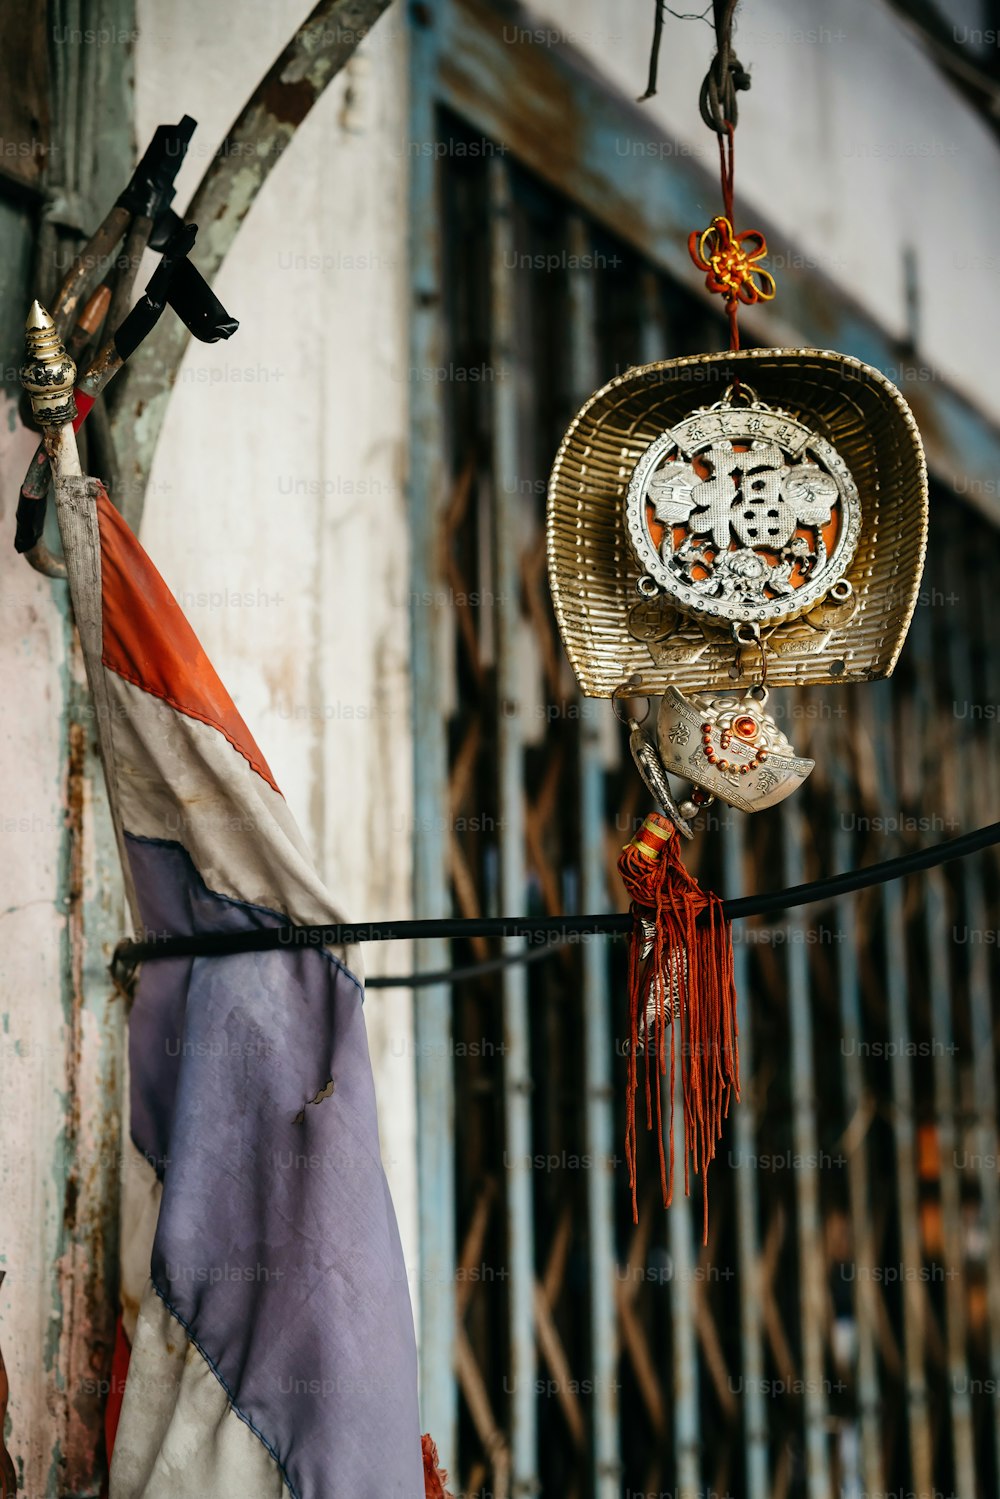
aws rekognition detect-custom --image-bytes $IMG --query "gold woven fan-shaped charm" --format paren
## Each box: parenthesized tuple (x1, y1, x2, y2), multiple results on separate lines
(548, 347, 927, 697)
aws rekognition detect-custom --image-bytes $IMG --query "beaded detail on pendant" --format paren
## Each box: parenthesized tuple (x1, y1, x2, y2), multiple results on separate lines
(700, 720, 770, 774)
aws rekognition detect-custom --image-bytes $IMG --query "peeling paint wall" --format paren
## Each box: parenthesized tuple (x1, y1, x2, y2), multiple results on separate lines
(0, 406, 126, 1496)
(0, 4, 136, 1490)
(1, 2, 415, 1492)
(131, 0, 418, 1310)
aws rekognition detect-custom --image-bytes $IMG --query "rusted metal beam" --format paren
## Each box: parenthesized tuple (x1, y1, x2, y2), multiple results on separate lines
(908, 597, 977, 1497)
(831, 733, 886, 1498)
(866, 682, 932, 1495)
(489, 153, 539, 1499)
(722, 809, 770, 1499)
(945, 540, 1000, 1482)
(780, 795, 832, 1499)
(408, 0, 459, 1472)
(12, 14, 136, 1495)
(569, 215, 621, 1499)
(110, 0, 395, 530)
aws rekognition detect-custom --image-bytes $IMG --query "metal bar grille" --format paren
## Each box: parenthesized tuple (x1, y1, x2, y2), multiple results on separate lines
(568, 212, 621, 1499)
(489, 152, 538, 1498)
(831, 764, 884, 1496)
(407, 9, 458, 1466)
(781, 793, 832, 1499)
(411, 107, 1000, 1499)
(724, 809, 770, 1499)
(946, 539, 1000, 1485)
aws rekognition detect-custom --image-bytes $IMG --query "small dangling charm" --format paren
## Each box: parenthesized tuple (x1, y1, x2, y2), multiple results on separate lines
(659, 685, 814, 812)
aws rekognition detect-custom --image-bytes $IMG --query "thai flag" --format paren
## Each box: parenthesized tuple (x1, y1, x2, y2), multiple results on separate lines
(55, 475, 434, 1497)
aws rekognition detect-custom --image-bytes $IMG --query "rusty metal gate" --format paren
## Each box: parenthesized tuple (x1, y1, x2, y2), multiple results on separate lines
(407, 6, 1000, 1498)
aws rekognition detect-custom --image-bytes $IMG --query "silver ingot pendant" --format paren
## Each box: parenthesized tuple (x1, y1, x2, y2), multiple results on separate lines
(657, 686, 813, 813)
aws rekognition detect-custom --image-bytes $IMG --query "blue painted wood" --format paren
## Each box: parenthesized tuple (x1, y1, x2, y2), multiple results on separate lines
(867, 680, 932, 1493)
(722, 808, 770, 1499)
(407, 0, 459, 1470)
(568, 215, 620, 1498)
(831, 755, 886, 1497)
(909, 599, 977, 1499)
(780, 794, 832, 1499)
(945, 544, 1000, 1484)
(489, 153, 539, 1498)
(38, 10, 135, 1488)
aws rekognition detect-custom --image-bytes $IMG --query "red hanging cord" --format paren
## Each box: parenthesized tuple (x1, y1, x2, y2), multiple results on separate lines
(718, 124, 739, 349)
(688, 122, 775, 352)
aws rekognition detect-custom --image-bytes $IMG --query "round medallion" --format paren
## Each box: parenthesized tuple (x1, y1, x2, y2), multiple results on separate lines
(627, 597, 679, 644)
(625, 388, 862, 625)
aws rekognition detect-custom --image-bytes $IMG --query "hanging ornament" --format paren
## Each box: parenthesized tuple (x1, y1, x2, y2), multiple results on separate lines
(547, 8, 928, 1239)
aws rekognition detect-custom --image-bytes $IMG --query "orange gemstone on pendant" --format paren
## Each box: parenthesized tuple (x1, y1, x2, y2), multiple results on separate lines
(733, 715, 759, 741)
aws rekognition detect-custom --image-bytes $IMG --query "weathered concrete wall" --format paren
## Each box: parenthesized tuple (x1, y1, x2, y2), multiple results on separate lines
(0, 12, 134, 1488)
(131, 0, 418, 1300)
(1, 3, 416, 1491)
(529, 0, 1000, 423)
(0, 414, 127, 1496)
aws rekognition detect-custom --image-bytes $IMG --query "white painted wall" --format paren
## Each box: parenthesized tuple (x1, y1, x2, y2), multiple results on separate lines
(131, 0, 418, 1296)
(529, 0, 1000, 424)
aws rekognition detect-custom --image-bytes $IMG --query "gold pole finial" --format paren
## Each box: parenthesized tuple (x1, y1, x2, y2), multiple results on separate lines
(20, 301, 77, 428)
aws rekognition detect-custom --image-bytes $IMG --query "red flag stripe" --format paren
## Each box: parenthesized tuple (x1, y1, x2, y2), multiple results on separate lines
(96, 487, 280, 794)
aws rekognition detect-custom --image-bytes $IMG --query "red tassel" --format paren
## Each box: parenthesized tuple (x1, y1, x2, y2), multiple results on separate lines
(619, 812, 739, 1244)
(421, 1433, 452, 1498)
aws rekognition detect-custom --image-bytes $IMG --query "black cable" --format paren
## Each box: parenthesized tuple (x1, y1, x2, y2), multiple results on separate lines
(110, 820, 1000, 986)
(366, 940, 567, 989)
